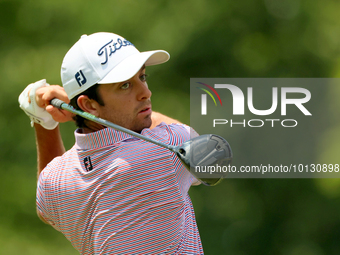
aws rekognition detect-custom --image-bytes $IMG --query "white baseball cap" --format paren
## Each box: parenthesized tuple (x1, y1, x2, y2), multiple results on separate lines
(61, 32, 170, 99)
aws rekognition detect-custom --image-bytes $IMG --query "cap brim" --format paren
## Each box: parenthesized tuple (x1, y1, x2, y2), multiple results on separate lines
(98, 50, 169, 84)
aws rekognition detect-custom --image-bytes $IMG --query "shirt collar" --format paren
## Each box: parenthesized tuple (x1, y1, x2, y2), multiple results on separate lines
(75, 127, 134, 149)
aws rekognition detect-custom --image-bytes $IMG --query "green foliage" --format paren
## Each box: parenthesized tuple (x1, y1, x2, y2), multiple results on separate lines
(1, 0, 340, 254)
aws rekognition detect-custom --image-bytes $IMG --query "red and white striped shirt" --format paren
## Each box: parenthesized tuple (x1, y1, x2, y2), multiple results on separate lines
(37, 123, 203, 254)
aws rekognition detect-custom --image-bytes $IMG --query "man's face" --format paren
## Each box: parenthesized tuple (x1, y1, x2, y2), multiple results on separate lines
(95, 67, 152, 133)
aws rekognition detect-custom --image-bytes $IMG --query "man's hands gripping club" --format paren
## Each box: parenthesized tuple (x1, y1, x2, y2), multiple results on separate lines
(18, 79, 74, 129)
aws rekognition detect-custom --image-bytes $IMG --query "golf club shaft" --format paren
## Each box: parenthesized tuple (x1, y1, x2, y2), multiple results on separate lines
(50, 98, 176, 152)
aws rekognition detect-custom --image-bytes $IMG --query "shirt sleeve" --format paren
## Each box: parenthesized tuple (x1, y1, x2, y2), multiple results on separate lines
(143, 123, 202, 186)
(169, 123, 202, 186)
(36, 169, 60, 230)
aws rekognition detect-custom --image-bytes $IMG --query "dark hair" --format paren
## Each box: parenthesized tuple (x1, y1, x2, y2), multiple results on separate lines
(70, 84, 105, 128)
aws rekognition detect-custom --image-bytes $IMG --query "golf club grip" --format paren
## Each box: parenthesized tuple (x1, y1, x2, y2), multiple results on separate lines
(50, 98, 65, 109)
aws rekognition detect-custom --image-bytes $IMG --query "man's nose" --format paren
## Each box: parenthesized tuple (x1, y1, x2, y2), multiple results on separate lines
(137, 80, 152, 100)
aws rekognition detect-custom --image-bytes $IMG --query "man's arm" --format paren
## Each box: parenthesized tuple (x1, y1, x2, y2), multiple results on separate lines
(35, 123, 66, 224)
(34, 124, 65, 176)
(150, 111, 182, 129)
(31, 85, 73, 175)
(19, 81, 73, 222)
(29, 84, 73, 223)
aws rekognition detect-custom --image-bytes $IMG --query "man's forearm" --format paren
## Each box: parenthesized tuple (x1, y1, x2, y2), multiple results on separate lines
(34, 123, 65, 177)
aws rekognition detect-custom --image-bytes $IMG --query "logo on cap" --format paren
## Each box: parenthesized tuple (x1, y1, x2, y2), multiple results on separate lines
(98, 38, 134, 65)
(75, 70, 87, 87)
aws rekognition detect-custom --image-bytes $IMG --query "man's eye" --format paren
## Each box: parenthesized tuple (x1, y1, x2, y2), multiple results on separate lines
(140, 74, 148, 82)
(121, 82, 130, 89)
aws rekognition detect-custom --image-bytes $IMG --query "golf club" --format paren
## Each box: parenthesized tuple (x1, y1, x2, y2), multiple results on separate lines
(50, 98, 233, 186)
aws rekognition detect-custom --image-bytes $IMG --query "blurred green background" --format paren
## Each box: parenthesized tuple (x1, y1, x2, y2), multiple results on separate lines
(1, 0, 340, 254)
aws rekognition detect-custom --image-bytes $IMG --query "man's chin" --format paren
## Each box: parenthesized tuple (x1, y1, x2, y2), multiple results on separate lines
(132, 119, 152, 133)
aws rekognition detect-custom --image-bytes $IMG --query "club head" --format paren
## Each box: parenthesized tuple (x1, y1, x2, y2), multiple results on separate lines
(175, 134, 233, 186)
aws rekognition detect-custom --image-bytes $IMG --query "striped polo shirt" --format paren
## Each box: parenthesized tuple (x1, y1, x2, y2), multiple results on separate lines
(37, 123, 203, 254)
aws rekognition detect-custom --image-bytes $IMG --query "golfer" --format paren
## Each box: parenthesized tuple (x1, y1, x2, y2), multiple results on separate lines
(19, 32, 203, 254)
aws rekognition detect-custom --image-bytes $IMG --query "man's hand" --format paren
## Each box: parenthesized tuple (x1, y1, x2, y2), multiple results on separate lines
(19, 79, 74, 128)
(33, 84, 74, 123)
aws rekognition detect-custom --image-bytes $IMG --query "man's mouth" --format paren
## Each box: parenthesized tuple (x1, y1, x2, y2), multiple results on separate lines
(138, 106, 152, 115)
(140, 107, 150, 112)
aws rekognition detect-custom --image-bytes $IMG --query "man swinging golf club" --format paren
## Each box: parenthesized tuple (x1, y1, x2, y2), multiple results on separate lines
(18, 32, 205, 254)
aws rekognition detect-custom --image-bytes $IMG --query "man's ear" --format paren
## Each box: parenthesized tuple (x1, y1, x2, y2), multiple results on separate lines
(77, 95, 100, 116)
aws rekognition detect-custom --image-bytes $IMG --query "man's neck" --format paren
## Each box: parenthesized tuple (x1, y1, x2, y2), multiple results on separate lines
(81, 120, 106, 133)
